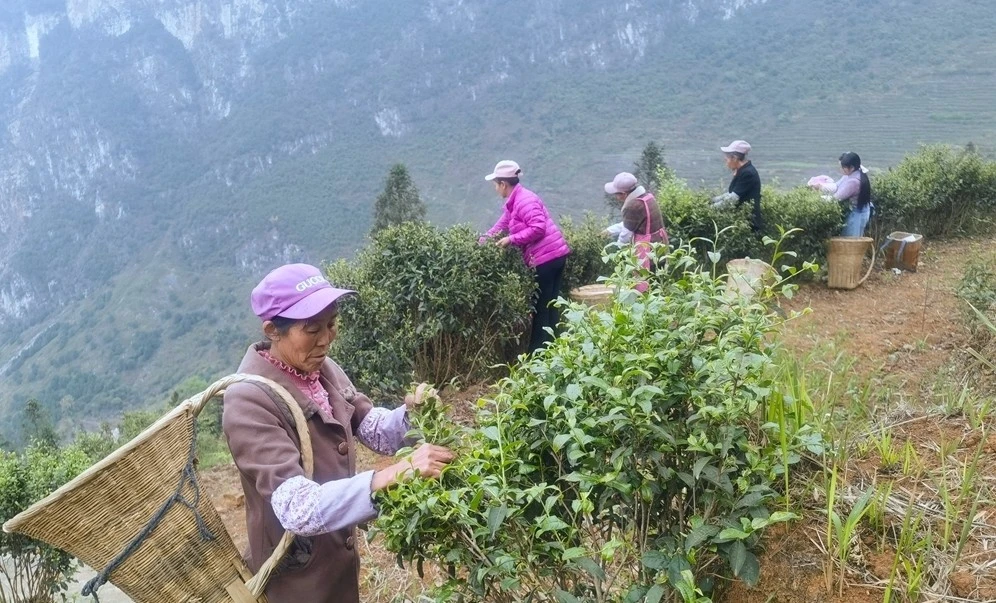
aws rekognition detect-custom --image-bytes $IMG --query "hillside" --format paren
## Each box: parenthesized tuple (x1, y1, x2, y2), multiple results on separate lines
(2, 0, 996, 439)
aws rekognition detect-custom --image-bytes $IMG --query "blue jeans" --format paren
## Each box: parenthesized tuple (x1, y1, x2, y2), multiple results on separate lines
(842, 205, 871, 237)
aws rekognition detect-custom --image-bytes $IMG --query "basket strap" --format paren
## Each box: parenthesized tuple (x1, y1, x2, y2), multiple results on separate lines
(82, 374, 314, 602)
(218, 374, 314, 598)
(191, 373, 315, 479)
(226, 579, 258, 603)
(82, 418, 215, 602)
(857, 238, 877, 286)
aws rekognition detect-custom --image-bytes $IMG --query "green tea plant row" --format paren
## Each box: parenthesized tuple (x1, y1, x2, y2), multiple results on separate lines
(330, 144, 996, 398)
(373, 241, 822, 602)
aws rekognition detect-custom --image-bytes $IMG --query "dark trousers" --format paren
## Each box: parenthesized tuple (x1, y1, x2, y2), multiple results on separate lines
(529, 254, 568, 352)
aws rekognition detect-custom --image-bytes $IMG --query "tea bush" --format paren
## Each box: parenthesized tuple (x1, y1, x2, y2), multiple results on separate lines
(660, 174, 842, 270)
(955, 251, 996, 373)
(0, 443, 92, 603)
(374, 243, 818, 602)
(760, 187, 845, 266)
(559, 214, 613, 296)
(873, 145, 996, 237)
(659, 176, 759, 263)
(325, 222, 535, 395)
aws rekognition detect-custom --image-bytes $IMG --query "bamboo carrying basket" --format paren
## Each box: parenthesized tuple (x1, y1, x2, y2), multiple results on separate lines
(827, 236, 876, 290)
(2, 374, 313, 603)
(882, 231, 924, 272)
(724, 258, 775, 300)
(569, 284, 616, 308)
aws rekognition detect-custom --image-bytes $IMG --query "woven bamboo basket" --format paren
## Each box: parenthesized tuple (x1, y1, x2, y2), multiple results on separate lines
(724, 258, 775, 300)
(882, 231, 923, 272)
(569, 284, 616, 308)
(2, 374, 312, 603)
(827, 236, 876, 290)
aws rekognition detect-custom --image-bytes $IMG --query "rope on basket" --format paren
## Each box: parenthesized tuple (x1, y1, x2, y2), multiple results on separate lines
(81, 416, 214, 602)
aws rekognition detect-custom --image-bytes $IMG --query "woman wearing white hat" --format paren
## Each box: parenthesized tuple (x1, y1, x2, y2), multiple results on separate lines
(481, 160, 571, 352)
(713, 140, 763, 232)
(809, 151, 873, 237)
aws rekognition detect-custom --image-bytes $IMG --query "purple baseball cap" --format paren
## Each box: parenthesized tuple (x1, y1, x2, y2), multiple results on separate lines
(250, 263, 355, 321)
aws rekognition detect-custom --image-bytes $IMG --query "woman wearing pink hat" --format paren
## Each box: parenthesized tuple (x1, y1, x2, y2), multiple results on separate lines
(603, 171, 668, 291)
(480, 160, 571, 352)
(222, 263, 454, 603)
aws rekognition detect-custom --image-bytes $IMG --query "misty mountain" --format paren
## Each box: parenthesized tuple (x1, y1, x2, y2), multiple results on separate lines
(1, 0, 994, 438)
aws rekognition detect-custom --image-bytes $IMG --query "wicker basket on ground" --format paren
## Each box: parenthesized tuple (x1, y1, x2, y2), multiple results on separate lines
(724, 258, 776, 300)
(2, 374, 311, 603)
(827, 236, 876, 290)
(569, 284, 616, 308)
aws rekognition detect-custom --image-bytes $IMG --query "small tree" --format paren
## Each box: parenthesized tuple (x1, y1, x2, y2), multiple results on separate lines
(634, 141, 673, 194)
(21, 399, 59, 449)
(0, 444, 92, 603)
(371, 164, 427, 235)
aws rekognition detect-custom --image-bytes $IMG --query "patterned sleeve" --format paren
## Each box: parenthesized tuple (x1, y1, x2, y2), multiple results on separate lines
(356, 405, 411, 456)
(269, 472, 379, 536)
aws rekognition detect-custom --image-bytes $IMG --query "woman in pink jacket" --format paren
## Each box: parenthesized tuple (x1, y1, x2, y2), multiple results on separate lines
(481, 160, 571, 352)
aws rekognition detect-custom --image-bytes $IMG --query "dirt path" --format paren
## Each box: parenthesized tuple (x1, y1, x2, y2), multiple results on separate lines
(725, 236, 996, 603)
(781, 237, 985, 394)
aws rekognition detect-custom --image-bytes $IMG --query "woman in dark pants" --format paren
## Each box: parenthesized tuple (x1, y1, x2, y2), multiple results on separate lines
(480, 160, 571, 352)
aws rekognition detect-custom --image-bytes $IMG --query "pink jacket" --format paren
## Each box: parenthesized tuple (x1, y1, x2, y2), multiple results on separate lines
(485, 184, 571, 268)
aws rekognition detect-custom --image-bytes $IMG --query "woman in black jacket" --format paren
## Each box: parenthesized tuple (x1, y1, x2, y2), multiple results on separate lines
(712, 140, 762, 232)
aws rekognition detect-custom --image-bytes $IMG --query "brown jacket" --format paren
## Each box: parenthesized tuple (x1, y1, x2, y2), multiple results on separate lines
(621, 188, 667, 243)
(222, 342, 374, 603)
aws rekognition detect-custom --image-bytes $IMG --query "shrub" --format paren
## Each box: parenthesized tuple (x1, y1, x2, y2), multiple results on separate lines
(956, 250, 996, 360)
(374, 243, 816, 602)
(0, 443, 92, 603)
(325, 222, 535, 395)
(660, 177, 759, 263)
(760, 187, 844, 267)
(660, 175, 842, 270)
(873, 145, 996, 237)
(559, 213, 613, 295)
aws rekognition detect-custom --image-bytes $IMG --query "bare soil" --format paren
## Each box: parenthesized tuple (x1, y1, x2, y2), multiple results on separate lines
(724, 237, 996, 603)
